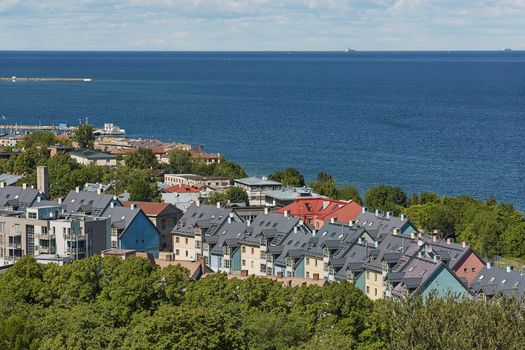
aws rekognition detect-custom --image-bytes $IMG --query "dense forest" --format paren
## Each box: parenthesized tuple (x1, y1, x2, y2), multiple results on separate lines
(0, 256, 524, 350)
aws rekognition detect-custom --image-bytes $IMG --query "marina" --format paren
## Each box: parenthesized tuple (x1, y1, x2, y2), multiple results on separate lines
(0, 122, 125, 135)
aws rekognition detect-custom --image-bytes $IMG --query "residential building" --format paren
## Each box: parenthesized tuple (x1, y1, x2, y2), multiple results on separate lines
(102, 203, 161, 258)
(69, 149, 118, 166)
(188, 145, 221, 165)
(234, 177, 282, 206)
(122, 201, 182, 251)
(164, 174, 231, 191)
(161, 185, 201, 213)
(275, 198, 362, 229)
(0, 174, 22, 186)
(264, 186, 320, 208)
(470, 263, 525, 300)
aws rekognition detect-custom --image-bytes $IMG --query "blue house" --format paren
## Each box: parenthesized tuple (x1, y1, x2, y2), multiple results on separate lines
(103, 204, 160, 258)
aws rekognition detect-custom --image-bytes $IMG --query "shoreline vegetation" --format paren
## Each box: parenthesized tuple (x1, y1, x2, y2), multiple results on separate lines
(2, 128, 523, 263)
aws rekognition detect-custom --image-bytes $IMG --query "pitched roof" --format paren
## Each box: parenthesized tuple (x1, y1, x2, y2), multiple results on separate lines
(276, 198, 362, 222)
(471, 266, 525, 299)
(0, 186, 45, 211)
(70, 149, 117, 160)
(172, 203, 234, 236)
(63, 190, 119, 216)
(122, 201, 174, 216)
(355, 211, 412, 235)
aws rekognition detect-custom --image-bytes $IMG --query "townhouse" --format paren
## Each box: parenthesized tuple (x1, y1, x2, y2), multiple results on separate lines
(122, 201, 182, 251)
(164, 174, 231, 191)
(354, 208, 417, 235)
(470, 263, 525, 300)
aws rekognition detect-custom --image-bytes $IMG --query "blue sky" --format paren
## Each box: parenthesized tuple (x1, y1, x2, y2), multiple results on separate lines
(0, 0, 524, 50)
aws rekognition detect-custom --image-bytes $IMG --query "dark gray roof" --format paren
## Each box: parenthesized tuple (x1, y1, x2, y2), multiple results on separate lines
(403, 277, 423, 289)
(172, 203, 234, 237)
(355, 211, 412, 235)
(70, 149, 117, 160)
(210, 221, 248, 255)
(471, 266, 525, 299)
(386, 272, 405, 283)
(102, 206, 141, 234)
(0, 174, 22, 186)
(64, 190, 118, 216)
(0, 186, 45, 211)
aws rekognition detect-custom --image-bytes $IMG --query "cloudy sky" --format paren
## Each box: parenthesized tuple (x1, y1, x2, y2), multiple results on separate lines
(0, 0, 524, 50)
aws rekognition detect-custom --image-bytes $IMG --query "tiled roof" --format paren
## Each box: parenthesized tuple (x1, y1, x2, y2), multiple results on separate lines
(163, 185, 200, 193)
(122, 201, 172, 216)
(276, 198, 362, 222)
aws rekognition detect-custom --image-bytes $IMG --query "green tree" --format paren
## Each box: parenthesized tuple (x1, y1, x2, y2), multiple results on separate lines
(365, 185, 407, 214)
(308, 172, 338, 197)
(268, 168, 305, 187)
(336, 184, 362, 204)
(227, 186, 249, 205)
(125, 148, 158, 170)
(74, 124, 95, 149)
(168, 149, 193, 174)
(212, 157, 247, 180)
(20, 131, 65, 149)
(129, 179, 158, 202)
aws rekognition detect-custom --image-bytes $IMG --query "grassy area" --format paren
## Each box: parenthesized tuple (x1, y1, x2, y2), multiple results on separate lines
(495, 256, 525, 270)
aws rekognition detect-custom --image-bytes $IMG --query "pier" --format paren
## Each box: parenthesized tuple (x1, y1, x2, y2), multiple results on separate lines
(0, 124, 78, 132)
(0, 77, 93, 82)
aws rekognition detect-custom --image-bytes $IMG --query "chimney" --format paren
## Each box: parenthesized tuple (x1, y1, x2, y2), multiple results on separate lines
(375, 209, 381, 217)
(37, 196, 41, 203)
(272, 199, 276, 206)
(110, 202, 115, 209)
(75, 186, 80, 193)
(393, 228, 400, 236)
(264, 207, 269, 215)
(330, 217, 336, 224)
(22, 183, 27, 189)
(200, 257, 206, 274)
(362, 207, 368, 213)
(0, 182, 4, 188)
(293, 226, 298, 234)
(312, 273, 319, 281)
(227, 217, 232, 224)
(284, 210, 289, 218)
(196, 199, 201, 207)
(433, 255, 437, 263)
(58, 198, 63, 204)
(374, 241, 378, 248)
(486, 262, 492, 269)
(446, 238, 453, 245)
(36, 166, 49, 197)
(386, 211, 393, 219)
(246, 219, 251, 227)
(216, 201, 221, 209)
(97, 188, 102, 195)
(199, 144, 204, 152)
(400, 214, 408, 221)
(410, 232, 416, 239)
(130, 204, 136, 210)
(358, 237, 362, 244)
(507, 265, 514, 273)
(461, 241, 468, 249)
(432, 235, 437, 242)
(299, 220, 304, 226)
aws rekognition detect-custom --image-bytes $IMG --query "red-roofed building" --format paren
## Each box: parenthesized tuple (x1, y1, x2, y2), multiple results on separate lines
(122, 201, 183, 251)
(275, 198, 362, 229)
(163, 185, 201, 194)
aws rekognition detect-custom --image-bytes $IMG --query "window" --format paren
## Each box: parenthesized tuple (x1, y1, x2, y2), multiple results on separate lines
(242, 259, 246, 266)
(366, 286, 370, 294)
(374, 288, 377, 296)
(464, 268, 468, 272)
(501, 279, 507, 284)
(367, 271, 370, 279)
(490, 277, 496, 282)
(185, 250, 188, 257)
(224, 259, 230, 268)
(251, 247, 254, 254)
(306, 257, 310, 266)
(185, 238, 188, 244)
(374, 273, 377, 281)
(314, 259, 318, 267)
(471, 267, 476, 272)
(176, 249, 180, 255)
(28, 212, 37, 219)
(175, 237, 180, 243)
(306, 271, 310, 278)
(242, 246, 246, 253)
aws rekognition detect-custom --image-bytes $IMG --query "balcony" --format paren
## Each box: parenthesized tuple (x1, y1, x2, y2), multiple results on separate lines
(8, 242, 22, 249)
(66, 247, 86, 255)
(38, 233, 55, 240)
(7, 231, 21, 237)
(64, 233, 86, 240)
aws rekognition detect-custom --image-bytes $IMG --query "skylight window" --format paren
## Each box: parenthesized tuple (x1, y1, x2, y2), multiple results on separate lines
(322, 231, 327, 236)
(408, 266, 414, 272)
(338, 234, 343, 239)
(368, 223, 373, 227)
(513, 281, 520, 288)
(71, 199, 75, 203)
(501, 279, 507, 284)
(419, 270, 426, 276)
(478, 275, 484, 280)
(490, 277, 496, 282)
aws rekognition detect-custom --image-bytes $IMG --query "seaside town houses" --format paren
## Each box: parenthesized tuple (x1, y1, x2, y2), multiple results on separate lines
(0, 168, 523, 303)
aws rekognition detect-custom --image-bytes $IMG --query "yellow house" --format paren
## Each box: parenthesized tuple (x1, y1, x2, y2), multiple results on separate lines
(365, 268, 385, 300)
(304, 255, 324, 279)
(240, 243, 262, 276)
(173, 233, 196, 261)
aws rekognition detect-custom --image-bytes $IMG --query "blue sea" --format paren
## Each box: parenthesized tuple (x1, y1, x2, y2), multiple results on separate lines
(0, 51, 524, 208)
